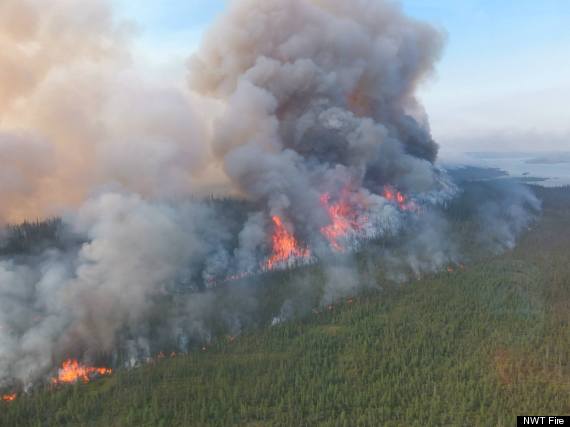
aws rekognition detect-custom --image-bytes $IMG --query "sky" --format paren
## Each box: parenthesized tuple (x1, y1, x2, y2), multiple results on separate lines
(114, 0, 570, 153)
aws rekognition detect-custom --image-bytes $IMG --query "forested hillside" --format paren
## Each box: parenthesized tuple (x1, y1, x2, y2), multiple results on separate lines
(1, 186, 569, 426)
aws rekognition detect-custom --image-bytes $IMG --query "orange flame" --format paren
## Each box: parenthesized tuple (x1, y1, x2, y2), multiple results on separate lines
(2, 393, 16, 402)
(383, 186, 418, 212)
(51, 359, 112, 385)
(265, 216, 311, 270)
(320, 193, 366, 252)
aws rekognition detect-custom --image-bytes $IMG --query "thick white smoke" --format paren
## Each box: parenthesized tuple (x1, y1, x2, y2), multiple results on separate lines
(0, 0, 539, 390)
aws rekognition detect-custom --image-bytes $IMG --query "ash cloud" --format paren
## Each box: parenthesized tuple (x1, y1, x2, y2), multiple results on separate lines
(0, 0, 540, 390)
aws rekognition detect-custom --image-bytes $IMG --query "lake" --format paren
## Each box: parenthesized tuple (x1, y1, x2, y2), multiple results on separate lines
(441, 152, 570, 187)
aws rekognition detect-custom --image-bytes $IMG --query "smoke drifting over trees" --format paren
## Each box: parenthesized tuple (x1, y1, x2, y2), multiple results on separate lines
(0, 0, 539, 389)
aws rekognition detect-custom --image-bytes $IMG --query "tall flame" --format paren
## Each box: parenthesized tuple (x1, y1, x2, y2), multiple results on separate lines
(215, 186, 419, 281)
(51, 359, 112, 385)
(265, 216, 311, 270)
(320, 193, 366, 252)
(383, 186, 418, 212)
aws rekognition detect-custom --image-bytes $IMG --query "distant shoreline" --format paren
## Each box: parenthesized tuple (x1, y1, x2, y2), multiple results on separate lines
(466, 151, 570, 160)
(444, 164, 561, 188)
(445, 152, 570, 188)
(526, 157, 570, 165)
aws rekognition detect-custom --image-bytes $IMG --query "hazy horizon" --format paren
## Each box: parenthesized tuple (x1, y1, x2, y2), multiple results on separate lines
(114, 0, 570, 153)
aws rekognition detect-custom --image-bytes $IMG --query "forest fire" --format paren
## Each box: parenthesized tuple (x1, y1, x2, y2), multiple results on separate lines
(2, 393, 16, 402)
(265, 187, 417, 265)
(50, 359, 112, 385)
(383, 186, 418, 212)
(0, 0, 544, 414)
(320, 193, 367, 252)
(264, 216, 311, 270)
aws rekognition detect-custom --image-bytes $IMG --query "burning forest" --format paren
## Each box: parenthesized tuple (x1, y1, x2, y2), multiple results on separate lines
(50, 360, 112, 386)
(0, 0, 540, 400)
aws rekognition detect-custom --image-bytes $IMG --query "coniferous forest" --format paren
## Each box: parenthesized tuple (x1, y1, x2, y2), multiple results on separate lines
(1, 185, 569, 426)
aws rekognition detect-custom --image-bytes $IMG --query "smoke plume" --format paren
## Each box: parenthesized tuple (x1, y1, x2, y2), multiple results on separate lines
(0, 0, 539, 390)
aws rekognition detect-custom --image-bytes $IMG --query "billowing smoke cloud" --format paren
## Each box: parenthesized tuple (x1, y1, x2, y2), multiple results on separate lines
(0, 0, 216, 224)
(189, 0, 445, 227)
(0, 0, 539, 390)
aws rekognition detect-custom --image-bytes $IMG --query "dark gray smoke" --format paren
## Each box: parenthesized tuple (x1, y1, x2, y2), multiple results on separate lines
(189, 0, 446, 233)
(0, 0, 540, 391)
